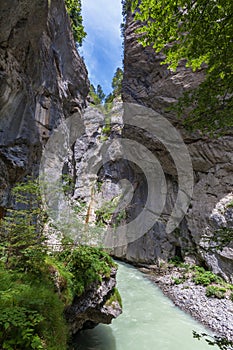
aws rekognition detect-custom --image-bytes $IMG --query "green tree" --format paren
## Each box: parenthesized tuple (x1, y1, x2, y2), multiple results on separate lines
(0, 178, 47, 271)
(89, 84, 101, 105)
(0, 178, 69, 349)
(89, 84, 106, 105)
(112, 67, 123, 97)
(65, 0, 86, 46)
(105, 92, 114, 105)
(193, 331, 233, 350)
(104, 67, 123, 107)
(97, 84, 106, 103)
(131, 0, 233, 133)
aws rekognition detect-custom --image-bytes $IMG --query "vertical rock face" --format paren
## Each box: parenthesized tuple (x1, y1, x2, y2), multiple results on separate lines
(122, 17, 205, 117)
(0, 0, 122, 333)
(0, 0, 89, 209)
(118, 14, 233, 281)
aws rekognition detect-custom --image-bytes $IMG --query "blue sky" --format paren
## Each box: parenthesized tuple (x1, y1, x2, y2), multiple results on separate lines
(79, 0, 123, 96)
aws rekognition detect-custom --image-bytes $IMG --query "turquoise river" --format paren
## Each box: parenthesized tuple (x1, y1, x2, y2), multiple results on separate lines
(75, 262, 217, 350)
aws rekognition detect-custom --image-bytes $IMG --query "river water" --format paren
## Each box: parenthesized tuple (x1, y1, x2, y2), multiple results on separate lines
(74, 262, 216, 350)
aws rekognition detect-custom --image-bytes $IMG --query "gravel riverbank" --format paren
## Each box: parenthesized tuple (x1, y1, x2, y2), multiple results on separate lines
(138, 265, 233, 341)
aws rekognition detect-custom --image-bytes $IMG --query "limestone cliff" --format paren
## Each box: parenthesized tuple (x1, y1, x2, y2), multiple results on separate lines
(0, 0, 121, 333)
(114, 14, 233, 281)
(66, 267, 122, 334)
(0, 0, 89, 215)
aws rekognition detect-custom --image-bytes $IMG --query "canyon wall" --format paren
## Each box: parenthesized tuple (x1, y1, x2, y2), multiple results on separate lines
(0, 0, 89, 214)
(114, 14, 233, 282)
(0, 0, 121, 332)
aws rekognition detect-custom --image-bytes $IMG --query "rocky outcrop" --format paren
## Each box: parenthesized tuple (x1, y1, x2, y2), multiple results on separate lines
(0, 0, 121, 333)
(0, 0, 89, 211)
(65, 267, 122, 334)
(113, 14, 233, 281)
(200, 194, 233, 282)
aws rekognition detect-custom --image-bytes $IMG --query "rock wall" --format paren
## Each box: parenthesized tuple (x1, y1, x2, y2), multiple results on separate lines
(0, 0, 122, 333)
(66, 267, 122, 334)
(0, 0, 89, 211)
(115, 14, 233, 281)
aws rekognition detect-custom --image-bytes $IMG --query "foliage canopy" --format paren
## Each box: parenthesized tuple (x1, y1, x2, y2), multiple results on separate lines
(131, 0, 233, 133)
(89, 84, 106, 105)
(0, 178, 119, 349)
(65, 0, 86, 45)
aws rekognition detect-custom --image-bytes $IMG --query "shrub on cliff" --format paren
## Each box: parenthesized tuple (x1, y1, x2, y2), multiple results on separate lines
(65, 0, 86, 46)
(56, 245, 116, 296)
(131, 0, 233, 133)
(0, 178, 119, 349)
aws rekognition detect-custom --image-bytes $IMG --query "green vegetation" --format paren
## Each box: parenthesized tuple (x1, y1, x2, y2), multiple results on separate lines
(210, 228, 233, 250)
(169, 255, 183, 266)
(95, 199, 117, 227)
(111, 67, 123, 97)
(0, 266, 68, 350)
(131, 0, 233, 133)
(95, 197, 126, 228)
(65, 0, 86, 45)
(172, 277, 185, 285)
(192, 266, 222, 286)
(201, 199, 233, 250)
(0, 177, 47, 272)
(169, 259, 233, 301)
(96, 85, 106, 104)
(89, 84, 106, 105)
(169, 256, 233, 348)
(227, 201, 233, 208)
(88, 68, 123, 113)
(56, 246, 116, 296)
(105, 287, 122, 309)
(114, 209, 127, 228)
(193, 331, 233, 350)
(0, 178, 120, 349)
(104, 67, 123, 106)
(205, 286, 226, 299)
(101, 116, 112, 137)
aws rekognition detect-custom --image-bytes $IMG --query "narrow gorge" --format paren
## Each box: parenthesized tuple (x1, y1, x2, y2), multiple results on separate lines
(0, 0, 233, 349)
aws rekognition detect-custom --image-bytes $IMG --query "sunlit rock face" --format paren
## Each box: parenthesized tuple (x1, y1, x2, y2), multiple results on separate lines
(116, 13, 233, 281)
(0, 0, 89, 210)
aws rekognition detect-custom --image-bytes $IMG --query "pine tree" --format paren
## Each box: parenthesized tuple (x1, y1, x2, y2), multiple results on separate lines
(0, 177, 47, 271)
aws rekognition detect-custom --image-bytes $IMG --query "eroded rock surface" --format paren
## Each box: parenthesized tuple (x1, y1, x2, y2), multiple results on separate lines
(0, 0, 121, 333)
(0, 0, 89, 210)
(113, 14, 233, 281)
(65, 267, 122, 334)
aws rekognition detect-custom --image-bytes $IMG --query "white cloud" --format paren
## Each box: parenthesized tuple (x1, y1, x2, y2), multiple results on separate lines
(82, 0, 122, 38)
